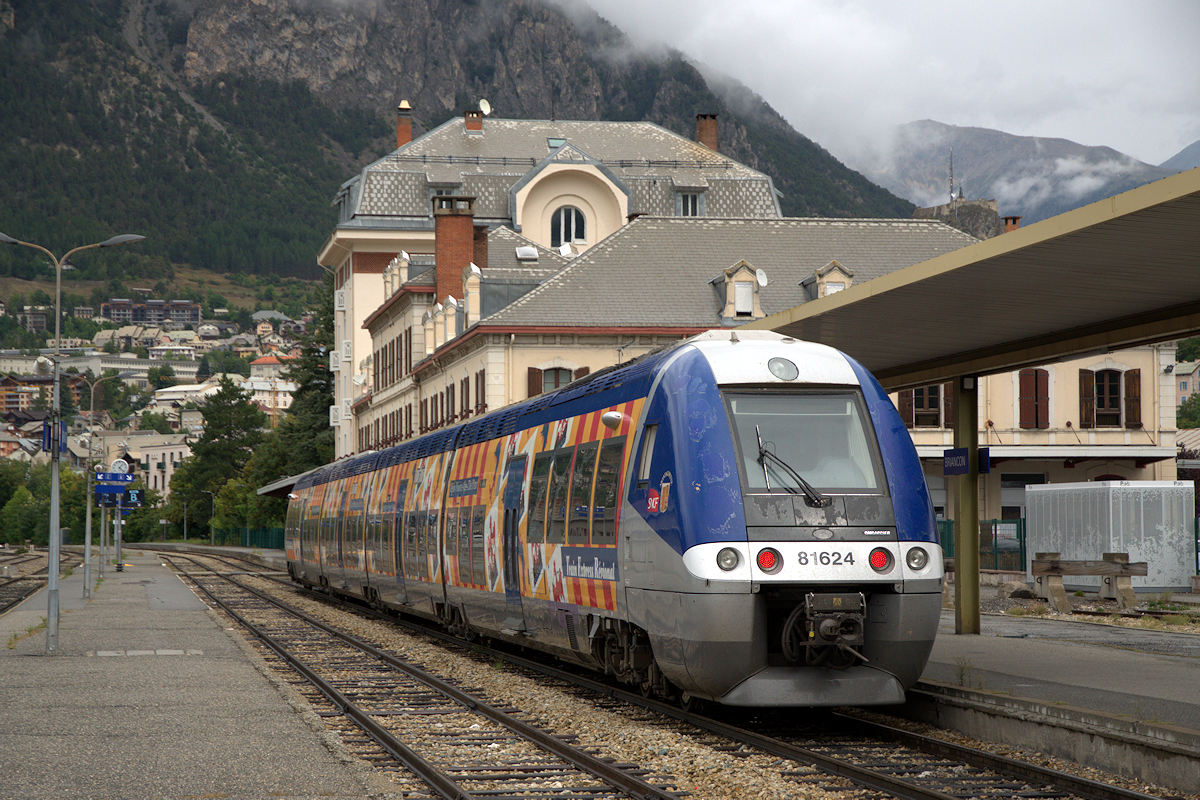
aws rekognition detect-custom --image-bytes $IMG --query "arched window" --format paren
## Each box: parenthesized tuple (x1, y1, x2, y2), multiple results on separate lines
(550, 206, 585, 248)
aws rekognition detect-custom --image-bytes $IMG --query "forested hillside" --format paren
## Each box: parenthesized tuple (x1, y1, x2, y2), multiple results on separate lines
(0, 0, 912, 285)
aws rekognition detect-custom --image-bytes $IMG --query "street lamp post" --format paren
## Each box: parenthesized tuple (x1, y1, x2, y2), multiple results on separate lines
(0, 232, 144, 654)
(81, 370, 132, 599)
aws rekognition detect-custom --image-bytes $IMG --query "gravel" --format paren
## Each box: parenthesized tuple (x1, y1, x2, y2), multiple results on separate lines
(231, 574, 1196, 800)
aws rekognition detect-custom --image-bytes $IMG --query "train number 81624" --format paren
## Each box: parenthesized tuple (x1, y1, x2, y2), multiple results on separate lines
(797, 551, 855, 566)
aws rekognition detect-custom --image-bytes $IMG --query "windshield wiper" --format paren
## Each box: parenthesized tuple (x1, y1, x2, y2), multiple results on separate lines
(754, 425, 832, 508)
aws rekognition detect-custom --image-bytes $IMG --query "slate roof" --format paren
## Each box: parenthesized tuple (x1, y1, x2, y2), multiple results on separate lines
(482, 226, 567, 283)
(341, 118, 780, 223)
(479, 216, 978, 329)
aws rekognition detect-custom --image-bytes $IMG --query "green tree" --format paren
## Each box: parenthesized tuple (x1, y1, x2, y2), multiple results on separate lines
(0, 460, 28, 511)
(138, 411, 174, 434)
(169, 378, 266, 535)
(1178, 393, 1200, 429)
(206, 348, 251, 377)
(195, 354, 212, 381)
(0, 486, 40, 546)
(147, 364, 177, 389)
(1177, 337, 1200, 363)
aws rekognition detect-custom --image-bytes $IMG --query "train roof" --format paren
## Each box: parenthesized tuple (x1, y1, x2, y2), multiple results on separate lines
(273, 330, 846, 493)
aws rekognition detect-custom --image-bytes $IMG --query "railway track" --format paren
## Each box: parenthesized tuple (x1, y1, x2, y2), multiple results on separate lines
(161, 550, 1175, 800)
(164, 553, 684, 800)
(0, 551, 81, 615)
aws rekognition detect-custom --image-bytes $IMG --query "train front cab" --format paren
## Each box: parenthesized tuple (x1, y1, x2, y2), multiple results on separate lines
(622, 334, 944, 707)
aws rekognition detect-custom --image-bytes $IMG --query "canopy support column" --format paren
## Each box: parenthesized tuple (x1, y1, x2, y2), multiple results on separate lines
(953, 376, 980, 634)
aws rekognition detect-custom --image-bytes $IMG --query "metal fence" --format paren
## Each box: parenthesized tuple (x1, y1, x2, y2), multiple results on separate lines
(211, 527, 285, 550)
(936, 518, 1026, 572)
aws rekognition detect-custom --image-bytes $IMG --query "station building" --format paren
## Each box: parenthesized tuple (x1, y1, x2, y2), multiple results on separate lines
(317, 106, 1178, 522)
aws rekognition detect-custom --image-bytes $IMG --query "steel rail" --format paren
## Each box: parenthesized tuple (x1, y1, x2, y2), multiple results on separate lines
(176, 562, 475, 800)
(831, 712, 1166, 800)
(171, 554, 682, 800)
(318, 591, 1164, 800)
(166, 548, 1166, 800)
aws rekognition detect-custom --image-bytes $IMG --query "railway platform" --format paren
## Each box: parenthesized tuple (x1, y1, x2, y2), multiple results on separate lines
(2, 546, 1198, 798)
(0, 549, 385, 800)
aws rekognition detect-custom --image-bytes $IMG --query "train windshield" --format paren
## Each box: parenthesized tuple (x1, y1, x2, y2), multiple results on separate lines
(726, 391, 882, 493)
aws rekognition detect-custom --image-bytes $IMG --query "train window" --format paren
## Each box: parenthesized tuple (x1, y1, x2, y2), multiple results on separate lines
(444, 508, 458, 557)
(637, 425, 657, 485)
(726, 392, 882, 492)
(406, 510, 421, 578)
(546, 447, 573, 544)
(568, 441, 599, 544)
(592, 436, 625, 545)
(527, 452, 553, 543)
(471, 506, 486, 585)
(391, 479, 408, 576)
(457, 509, 472, 584)
(424, 511, 438, 579)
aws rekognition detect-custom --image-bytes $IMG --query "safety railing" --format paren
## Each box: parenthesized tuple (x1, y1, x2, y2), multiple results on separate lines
(211, 527, 285, 550)
(936, 518, 1025, 571)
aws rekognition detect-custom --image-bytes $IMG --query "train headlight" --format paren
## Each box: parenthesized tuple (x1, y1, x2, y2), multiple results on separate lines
(756, 547, 782, 574)
(868, 547, 893, 573)
(768, 357, 799, 381)
(905, 547, 929, 571)
(716, 547, 740, 571)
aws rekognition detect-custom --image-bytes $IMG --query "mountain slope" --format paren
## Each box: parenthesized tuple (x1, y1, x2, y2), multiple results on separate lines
(1161, 139, 1200, 171)
(0, 0, 911, 285)
(859, 120, 1175, 223)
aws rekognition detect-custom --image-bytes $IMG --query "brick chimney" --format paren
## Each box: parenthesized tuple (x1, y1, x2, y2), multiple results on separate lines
(396, 100, 413, 148)
(464, 109, 483, 133)
(472, 224, 488, 271)
(433, 196, 476, 303)
(1003, 215, 1022, 233)
(696, 113, 718, 151)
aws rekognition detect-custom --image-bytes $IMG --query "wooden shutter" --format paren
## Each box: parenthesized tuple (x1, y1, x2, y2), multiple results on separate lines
(941, 382, 954, 429)
(1019, 369, 1036, 429)
(527, 367, 542, 398)
(573, 366, 590, 380)
(1035, 368, 1049, 428)
(1124, 368, 1142, 429)
(898, 389, 914, 428)
(1079, 369, 1095, 429)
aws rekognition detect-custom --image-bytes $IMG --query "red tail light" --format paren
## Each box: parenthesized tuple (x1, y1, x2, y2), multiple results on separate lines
(869, 547, 893, 573)
(757, 548, 782, 573)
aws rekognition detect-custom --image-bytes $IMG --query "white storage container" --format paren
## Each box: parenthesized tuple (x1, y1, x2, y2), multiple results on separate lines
(1024, 481, 1195, 592)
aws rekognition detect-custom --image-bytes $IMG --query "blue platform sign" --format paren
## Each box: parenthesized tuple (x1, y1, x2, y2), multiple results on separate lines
(41, 420, 66, 453)
(96, 473, 135, 483)
(943, 447, 969, 476)
(94, 484, 127, 495)
(944, 447, 991, 476)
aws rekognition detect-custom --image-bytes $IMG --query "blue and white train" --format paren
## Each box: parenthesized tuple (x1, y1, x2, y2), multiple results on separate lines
(285, 330, 944, 706)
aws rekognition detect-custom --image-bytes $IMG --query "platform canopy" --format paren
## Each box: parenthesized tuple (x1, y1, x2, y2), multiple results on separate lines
(746, 168, 1200, 390)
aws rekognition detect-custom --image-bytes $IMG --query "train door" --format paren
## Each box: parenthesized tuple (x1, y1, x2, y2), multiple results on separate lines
(323, 481, 347, 587)
(501, 456, 527, 630)
(390, 478, 409, 605)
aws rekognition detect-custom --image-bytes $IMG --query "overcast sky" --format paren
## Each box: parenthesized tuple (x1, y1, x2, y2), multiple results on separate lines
(582, 0, 1200, 168)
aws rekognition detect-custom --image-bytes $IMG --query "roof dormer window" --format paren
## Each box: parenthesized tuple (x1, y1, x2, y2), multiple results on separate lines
(550, 206, 586, 248)
(677, 191, 704, 217)
(734, 282, 754, 316)
(713, 260, 765, 323)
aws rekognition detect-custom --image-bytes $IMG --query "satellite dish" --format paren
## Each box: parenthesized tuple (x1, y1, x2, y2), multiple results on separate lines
(558, 243, 573, 257)
(755, 268, 768, 287)
(479, 98, 492, 116)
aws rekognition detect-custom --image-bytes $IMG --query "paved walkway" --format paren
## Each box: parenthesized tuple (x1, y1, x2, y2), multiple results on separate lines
(0, 550, 384, 800)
